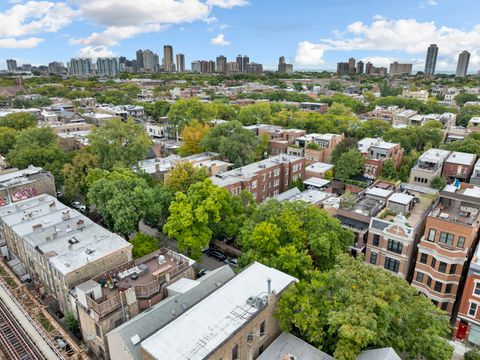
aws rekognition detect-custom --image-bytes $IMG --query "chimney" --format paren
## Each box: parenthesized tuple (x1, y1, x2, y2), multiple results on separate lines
(155, 163, 160, 172)
(267, 278, 271, 295)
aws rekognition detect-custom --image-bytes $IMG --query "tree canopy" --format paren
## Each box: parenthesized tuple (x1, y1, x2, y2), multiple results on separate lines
(276, 255, 453, 360)
(334, 149, 364, 180)
(0, 112, 36, 130)
(164, 161, 208, 194)
(88, 118, 152, 169)
(179, 119, 210, 156)
(201, 120, 259, 167)
(238, 200, 353, 278)
(130, 233, 159, 259)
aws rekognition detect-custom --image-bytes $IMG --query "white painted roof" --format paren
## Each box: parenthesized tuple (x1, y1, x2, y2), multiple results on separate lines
(388, 192, 414, 205)
(366, 187, 393, 198)
(140, 262, 297, 360)
(419, 148, 451, 163)
(304, 177, 331, 189)
(305, 162, 334, 173)
(446, 151, 476, 166)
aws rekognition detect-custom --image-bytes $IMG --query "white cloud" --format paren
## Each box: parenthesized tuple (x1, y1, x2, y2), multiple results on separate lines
(360, 56, 393, 68)
(294, 41, 326, 66)
(0, 1, 75, 48)
(76, 45, 116, 59)
(211, 33, 230, 46)
(70, 24, 162, 47)
(206, 0, 248, 8)
(295, 17, 480, 68)
(0, 37, 43, 48)
(420, 0, 438, 7)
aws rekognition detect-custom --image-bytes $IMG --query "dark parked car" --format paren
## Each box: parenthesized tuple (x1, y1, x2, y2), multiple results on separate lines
(203, 248, 227, 262)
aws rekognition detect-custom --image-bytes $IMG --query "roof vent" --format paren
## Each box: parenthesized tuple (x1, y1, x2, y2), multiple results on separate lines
(130, 334, 141, 345)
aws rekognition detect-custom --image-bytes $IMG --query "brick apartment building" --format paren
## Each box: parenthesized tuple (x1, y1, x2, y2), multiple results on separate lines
(257, 127, 306, 156)
(366, 184, 437, 281)
(442, 151, 476, 183)
(0, 166, 56, 206)
(288, 133, 343, 164)
(210, 154, 306, 202)
(139, 262, 297, 360)
(357, 138, 404, 179)
(0, 194, 132, 314)
(411, 184, 480, 314)
(454, 243, 480, 346)
(74, 248, 195, 359)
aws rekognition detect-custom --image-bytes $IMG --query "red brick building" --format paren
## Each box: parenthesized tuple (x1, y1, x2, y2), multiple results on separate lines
(411, 184, 480, 315)
(288, 133, 344, 164)
(211, 154, 306, 202)
(442, 151, 476, 183)
(357, 138, 404, 179)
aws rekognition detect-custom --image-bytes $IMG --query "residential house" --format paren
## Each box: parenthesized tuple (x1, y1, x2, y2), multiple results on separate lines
(442, 152, 476, 183)
(357, 138, 404, 179)
(409, 148, 451, 187)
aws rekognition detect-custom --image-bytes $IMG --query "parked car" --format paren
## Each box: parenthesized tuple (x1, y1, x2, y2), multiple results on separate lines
(203, 248, 227, 262)
(71, 201, 86, 212)
(225, 258, 238, 267)
(56, 191, 63, 198)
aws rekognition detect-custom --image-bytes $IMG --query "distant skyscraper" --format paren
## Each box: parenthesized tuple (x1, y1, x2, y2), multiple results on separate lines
(176, 53, 185, 72)
(356, 61, 364, 74)
(69, 58, 92, 76)
(236, 55, 249, 72)
(6, 59, 17, 71)
(246, 62, 263, 74)
(365, 62, 373, 75)
(48, 61, 65, 75)
(389, 62, 413, 76)
(136, 49, 144, 69)
(97, 57, 119, 77)
(337, 62, 349, 75)
(348, 57, 356, 73)
(456, 50, 470, 78)
(163, 45, 174, 72)
(216, 55, 227, 73)
(191, 61, 200, 73)
(226, 61, 239, 74)
(278, 56, 293, 74)
(424, 44, 438, 75)
(136, 49, 157, 72)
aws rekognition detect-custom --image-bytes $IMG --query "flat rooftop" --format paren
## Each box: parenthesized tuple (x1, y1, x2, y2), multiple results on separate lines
(417, 148, 451, 164)
(358, 138, 398, 152)
(445, 151, 476, 166)
(140, 262, 297, 360)
(210, 154, 304, 187)
(305, 162, 334, 174)
(0, 194, 131, 275)
(0, 166, 49, 190)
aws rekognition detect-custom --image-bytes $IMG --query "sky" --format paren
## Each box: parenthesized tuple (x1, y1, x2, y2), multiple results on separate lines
(0, 0, 480, 72)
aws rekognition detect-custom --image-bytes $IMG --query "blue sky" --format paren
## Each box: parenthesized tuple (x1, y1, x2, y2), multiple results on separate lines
(0, 0, 479, 71)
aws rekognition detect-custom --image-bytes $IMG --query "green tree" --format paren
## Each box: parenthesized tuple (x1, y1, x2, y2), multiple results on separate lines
(87, 169, 164, 237)
(130, 233, 159, 258)
(458, 105, 480, 127)
(444, 135, 480, 157)
(164, 161, 207, 194)
(276, 255, 453, 360)
(0, 112, 36, 130)
(163, 180, 239, 260)
(179, 120, 210, 156)
(238, 103, 272, 125)
(88, 118, 152, 169)
(238, 200, 353, 278)
(143, 101, 171, 119)
(331, 138, 358, 164)
(380, 159, 398, 180)
(256, 133, 270, 160)
(335, 149, 364, 180)
(431, 176, 447, 190)
(0, 126, 17, 155)
(201, 120, 259, 167)
(455, 93, 478, 107)
(355, 119, 391, 139)
(167, 98, 216, 134)
(327, 80, 345, 92)
(464, 350, 480, 360)
(6, 127, 70, 185)
(62, 151, 99, 199)
(65, 311, 79, 333)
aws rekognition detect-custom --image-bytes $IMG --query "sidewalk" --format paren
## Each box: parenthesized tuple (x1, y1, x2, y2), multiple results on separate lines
(450, 340, 468, 360)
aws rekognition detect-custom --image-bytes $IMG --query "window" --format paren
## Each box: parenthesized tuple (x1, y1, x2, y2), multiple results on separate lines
(259, 321, 265, 337)
(431, 257, 436, 269)
(95, 323, 101, 338)
(441, 302, 449, 311)
(439, 232, 454, 246)
(384, 257, 399, 273)
(273, 179, 280, 187)
(370, 252, 378, 265)
(428, 228, 436, 242)
(258, 345, 264, 356)
(458, 236, 466, 248)
(387, 239, 403, 254)
(474, 283, 480, 296)
(416, 272, 424, 283)
(274, 169, 280, 177)
(469, 302, 478, 317)
(446, 284, 452, 294)
(232, 345, 239, 360)
(434, 281, 443, 293)
(450, 264, 457, 275)
(420, 253, 428, 264)
(251, 180, 257, 189)
(438, 262, 447, 273)
(372, 234, 380, 247)
(427, 276, 432, 287)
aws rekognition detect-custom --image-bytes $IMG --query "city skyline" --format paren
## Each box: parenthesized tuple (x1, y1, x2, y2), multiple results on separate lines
(0, 0, 480, 72)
